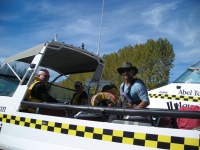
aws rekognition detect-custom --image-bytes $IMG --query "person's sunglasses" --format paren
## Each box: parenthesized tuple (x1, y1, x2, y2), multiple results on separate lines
(39, 74, 50, 78)
(75, 85, 81, 88)
(122, 68, 132, 73)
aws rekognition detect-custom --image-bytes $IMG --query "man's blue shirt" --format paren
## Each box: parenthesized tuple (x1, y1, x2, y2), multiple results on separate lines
(120, 80, 150, 104)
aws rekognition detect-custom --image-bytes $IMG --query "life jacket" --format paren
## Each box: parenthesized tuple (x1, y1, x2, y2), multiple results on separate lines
(20, 77, 43, 113)
(121, 78, 146, 107)
(91, 92, 116, 106)
(71, 90, 84, 105)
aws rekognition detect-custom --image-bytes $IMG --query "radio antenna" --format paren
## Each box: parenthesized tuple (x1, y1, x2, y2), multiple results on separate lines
(97, 0, 104, 56)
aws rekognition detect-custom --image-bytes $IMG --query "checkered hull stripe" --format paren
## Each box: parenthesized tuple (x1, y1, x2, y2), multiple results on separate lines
(0, 114, 199, 150)
(149, 94, 200, 102)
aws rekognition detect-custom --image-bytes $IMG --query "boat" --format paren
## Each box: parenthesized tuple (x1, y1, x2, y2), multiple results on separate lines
(0, 39, 199, 150)
(148, 61, 200, 109)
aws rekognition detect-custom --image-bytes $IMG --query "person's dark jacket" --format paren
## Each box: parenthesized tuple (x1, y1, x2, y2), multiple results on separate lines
(31, 82, 59, 103)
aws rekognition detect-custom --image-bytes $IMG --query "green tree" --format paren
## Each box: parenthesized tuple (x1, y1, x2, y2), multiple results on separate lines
(59, 72, 93, 89)
(102, 38, 175, 90)
(102, 52, 120, 85)
(58, 38, 175, 91)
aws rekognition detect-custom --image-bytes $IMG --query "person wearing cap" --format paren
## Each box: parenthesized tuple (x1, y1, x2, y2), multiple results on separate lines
(117, 62, 149, 109)
(20, 69, 59, 113)
(71, 81, 88, 105)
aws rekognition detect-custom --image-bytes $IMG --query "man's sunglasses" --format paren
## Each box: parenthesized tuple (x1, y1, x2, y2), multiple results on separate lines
(122, 68, 132, 73)
(75, 85, 81, 88)
(39, 74, 50, 78)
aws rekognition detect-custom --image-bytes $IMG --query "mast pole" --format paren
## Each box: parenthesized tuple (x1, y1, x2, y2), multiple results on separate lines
(97, 0, 104, 56)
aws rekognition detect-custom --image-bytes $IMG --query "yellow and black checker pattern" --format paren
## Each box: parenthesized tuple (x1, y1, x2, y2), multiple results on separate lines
(149, 93, 200, 103)
(0, 113, 199, 150)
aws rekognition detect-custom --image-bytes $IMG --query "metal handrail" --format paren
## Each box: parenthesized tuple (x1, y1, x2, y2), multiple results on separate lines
(21, 101, 200, 119)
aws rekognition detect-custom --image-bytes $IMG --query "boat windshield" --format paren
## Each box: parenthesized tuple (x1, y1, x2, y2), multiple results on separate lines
(174, 61, 200, 83)
(0, 61, 30, 96)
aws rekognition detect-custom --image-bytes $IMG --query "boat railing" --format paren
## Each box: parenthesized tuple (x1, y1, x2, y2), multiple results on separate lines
(20, 101, 200, 119)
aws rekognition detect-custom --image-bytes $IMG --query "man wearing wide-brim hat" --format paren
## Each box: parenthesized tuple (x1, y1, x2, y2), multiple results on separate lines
(117, 62, 149, 109)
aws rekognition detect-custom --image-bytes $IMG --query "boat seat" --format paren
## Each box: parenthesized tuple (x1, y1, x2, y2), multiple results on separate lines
(111, 116, 153, 126)
(74, 111, 107, 121)
(39, 107, 68, 117)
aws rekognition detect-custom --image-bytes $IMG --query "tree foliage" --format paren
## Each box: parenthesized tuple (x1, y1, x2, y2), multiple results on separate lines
(59, 72, 93, 89)
(102, 38, 175, 90)
(58, 38, 175, 91)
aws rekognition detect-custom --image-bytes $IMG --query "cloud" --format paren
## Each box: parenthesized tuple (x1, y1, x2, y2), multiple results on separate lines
(180, 24, 200, 47)
(63, 19, 98, 36)
(142, 2, 178, 26)
(0, 14, 20, 21)
(0, 57, 5, 64)
(177, 47, 200, 63)
(138, 0, 200, 65)
(124, 33, 146, 44)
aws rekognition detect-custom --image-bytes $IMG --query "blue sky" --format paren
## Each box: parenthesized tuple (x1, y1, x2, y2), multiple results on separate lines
(0, 0, 199, 82)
